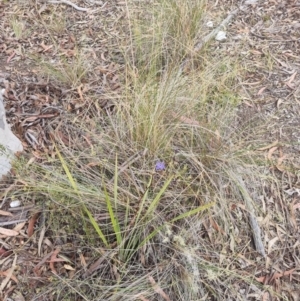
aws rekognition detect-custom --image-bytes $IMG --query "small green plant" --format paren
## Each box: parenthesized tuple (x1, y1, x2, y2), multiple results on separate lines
(10, 18, 25, 39)
(55, 149, 214, 263)
(48, 14, 66, 35)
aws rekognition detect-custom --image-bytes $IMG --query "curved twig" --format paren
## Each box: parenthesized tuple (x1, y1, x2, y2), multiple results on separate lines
(48, 0, 89, 12)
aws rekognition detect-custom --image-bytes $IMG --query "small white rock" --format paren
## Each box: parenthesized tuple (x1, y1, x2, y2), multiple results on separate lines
(215, 31, 227, 41)
(245, 0, 258, 4)
(206, 21, 214, 28)
(10, 200, 21, 208)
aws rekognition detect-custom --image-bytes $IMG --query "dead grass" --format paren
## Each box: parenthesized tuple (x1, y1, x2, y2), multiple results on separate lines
(1, 0, 300, 300)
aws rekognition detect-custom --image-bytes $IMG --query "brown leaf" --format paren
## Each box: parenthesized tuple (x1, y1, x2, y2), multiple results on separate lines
(33, 251, 53, 275)
(0, 269, 18, 283)
(289, 199, 298, 229)
(293, 203, 300, 210)
(0, 210, 13, 217)
(285, 71, 297, 86)
(257, 86, 267, 95)
(28, 213, 39, 237)
(276, 98, 284, 109)
(256, 268, 296, 285)
(40, 41, 53, 53)
(64, 264, 75, 271)
(49, 248, 61, 275)
(7, 50, 15, 63)
(38, 226, 46, 256)
(209, 217, 225, 234)
(0, 248, 10, 256)
(0, 254, 18, 291)
(267, 237, 279, 254)
(0, 227, 19, 237)
(178, 115, 200, 126)
(171, 112, 200, 126)
(13, 222, 26, 232)
(136, 295, 150, 301)
(148, 276, 171, 301)
(23, 116, 40, 123)
(269, 268, 295, 282)
(101, 52, 108, 61)
(77, 84, 84, 102)
(276, 164, 286, 172)
(267, 146, 278, 160)
(79, 252, 87, 268)
(286, 82, 295, 89)
(256, 275, 267, 283)
(82, 248, 107, 278)
(262, 292, 270, 301)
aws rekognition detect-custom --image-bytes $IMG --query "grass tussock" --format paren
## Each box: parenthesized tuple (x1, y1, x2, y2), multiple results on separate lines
(37, 50, 90, 88)
(10, 17, 26, 39)
(10, 0, 278, 300)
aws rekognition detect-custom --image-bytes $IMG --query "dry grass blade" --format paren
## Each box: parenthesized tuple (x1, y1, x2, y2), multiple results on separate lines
(148, 276, 171, 301)
(0, 254, 18, 292)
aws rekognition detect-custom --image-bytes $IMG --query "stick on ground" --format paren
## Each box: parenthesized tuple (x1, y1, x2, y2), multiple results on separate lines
(47, 0, 89, 12)
(227, 170, 266, 257)
(179, 2, 252, 74)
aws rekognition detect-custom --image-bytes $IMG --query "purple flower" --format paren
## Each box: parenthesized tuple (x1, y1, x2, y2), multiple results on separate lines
(155, 160, 166, 171)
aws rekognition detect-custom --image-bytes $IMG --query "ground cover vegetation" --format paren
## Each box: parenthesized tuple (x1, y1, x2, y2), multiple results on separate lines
(0, 0, 300, 300)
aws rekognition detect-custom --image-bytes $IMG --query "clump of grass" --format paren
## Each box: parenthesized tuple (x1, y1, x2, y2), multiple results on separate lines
(10, 17, 25, 39)
(10, 0, 278, 300)
(38, 50, 90, 88)
(130, 0, 206, 71)
(48, 13, 66, 35)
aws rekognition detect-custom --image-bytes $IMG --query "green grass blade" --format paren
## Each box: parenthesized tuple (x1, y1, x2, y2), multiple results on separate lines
(170, 202, 215, 223)
(138, 224, 165, 249)
(111, 154, 122, 245)
(144, 176, 173, 217)
(104, 185, 122, 246)
(56, 146, 109, 247)
(135, 175, 152, 224)
(139, 201, 214, 248)
(82, 204, 109, 247)
(114, 154, 118, 207)
(56, 147, 78, 194)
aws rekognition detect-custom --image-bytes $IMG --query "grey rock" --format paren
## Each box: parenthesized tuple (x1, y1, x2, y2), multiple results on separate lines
(0, 89, 23, 179)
